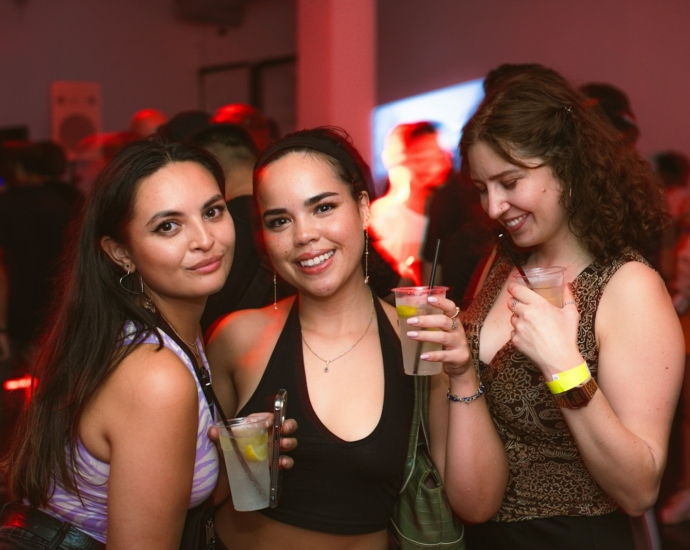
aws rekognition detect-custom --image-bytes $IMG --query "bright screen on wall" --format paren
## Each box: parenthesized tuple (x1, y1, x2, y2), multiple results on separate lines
(371, 78, 485, 193)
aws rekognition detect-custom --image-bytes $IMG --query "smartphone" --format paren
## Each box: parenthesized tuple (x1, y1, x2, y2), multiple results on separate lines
(270, 389, 287, 508)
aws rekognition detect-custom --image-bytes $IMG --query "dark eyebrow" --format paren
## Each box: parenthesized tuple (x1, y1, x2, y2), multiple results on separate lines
(146, 194, 225, 226)
(262, 192, 341, 220)
(304, 191, 340, 207)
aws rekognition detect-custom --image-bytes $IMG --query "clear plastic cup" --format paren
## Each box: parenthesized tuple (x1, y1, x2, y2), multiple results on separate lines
(393, 286, 448, 375)
(512, 266, 566, 307)
(216, 414, 271, 511)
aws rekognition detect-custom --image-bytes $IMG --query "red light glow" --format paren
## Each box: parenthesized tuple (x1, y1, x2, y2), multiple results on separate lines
(3, 374, 37, 391)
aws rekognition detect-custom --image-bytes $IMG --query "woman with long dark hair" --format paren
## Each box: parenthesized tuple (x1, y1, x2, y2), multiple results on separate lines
(443, 66, 685, 548)
(0, 139, 294, 549)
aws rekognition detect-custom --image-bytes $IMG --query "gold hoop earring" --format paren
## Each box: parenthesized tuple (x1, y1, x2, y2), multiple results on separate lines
(364, 231, 370, 285)
(273, 271, 278, 310)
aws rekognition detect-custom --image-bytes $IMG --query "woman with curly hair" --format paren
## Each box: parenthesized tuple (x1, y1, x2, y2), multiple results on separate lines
(441, 66, 684, 548)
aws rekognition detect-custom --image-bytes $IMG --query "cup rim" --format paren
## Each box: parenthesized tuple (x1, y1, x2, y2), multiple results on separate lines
(511, 266, 566, 277)
(215, 412, 271, 429)
(392, 286, 449, 294)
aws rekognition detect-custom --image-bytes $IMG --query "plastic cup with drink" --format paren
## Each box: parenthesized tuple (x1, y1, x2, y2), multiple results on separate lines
(215, 414, 272, 512)
(393, 286, 448, 375)
(512, 266, 566, 308)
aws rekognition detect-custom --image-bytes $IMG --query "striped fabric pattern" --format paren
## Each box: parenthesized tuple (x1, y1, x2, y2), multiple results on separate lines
(37, 323, 219, 543)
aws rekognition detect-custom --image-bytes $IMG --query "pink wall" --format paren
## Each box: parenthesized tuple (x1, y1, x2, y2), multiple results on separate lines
(0, 0, 294, 139)
(296, 0, 376, 165)
(378, 0, 690, 158)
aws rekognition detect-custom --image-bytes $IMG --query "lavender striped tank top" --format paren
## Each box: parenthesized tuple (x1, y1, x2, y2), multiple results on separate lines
(37, 323, 219, 543)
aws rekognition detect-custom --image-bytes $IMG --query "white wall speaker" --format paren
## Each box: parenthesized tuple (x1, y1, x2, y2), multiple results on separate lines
(50, 81, 102, 160)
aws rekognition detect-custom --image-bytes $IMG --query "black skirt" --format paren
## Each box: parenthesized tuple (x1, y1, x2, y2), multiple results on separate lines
(464, 511, 635, 550)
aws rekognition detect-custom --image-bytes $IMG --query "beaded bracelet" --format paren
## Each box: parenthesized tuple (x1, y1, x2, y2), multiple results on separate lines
(447, 381, 485, 403)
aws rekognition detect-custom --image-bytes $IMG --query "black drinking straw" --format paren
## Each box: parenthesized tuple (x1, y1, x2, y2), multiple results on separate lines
(412, 239, 441, 375)
(498, 233, 531, 287)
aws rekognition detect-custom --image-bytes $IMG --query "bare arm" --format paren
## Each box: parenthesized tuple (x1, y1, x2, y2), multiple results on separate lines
(407, 295, 509, 523)
(104, 347, 199, 549)
(508, 262, 685, 516)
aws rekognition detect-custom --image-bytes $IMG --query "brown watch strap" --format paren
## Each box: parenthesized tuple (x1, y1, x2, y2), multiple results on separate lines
(552, 377, 598, 409)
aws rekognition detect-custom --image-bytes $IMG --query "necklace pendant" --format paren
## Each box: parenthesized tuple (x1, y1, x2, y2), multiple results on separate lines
(324, 361, 330, 373)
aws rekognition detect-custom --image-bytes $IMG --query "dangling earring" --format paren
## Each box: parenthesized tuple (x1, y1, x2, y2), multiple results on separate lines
(140, 275, 156, 313)
(119, 265, 138, 295)
(364, 230, 370, 285)
(273, 271, 278, 310)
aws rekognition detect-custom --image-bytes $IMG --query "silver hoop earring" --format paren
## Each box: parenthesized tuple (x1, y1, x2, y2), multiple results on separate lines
(119, 266, 139, 295)
(364, 230, 370, 285)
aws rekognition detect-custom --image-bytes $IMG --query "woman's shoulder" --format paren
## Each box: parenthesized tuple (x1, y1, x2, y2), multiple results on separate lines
(84, 341, 198, 454)
(206, 297, 295, 359)
(596, 256, 677, 337)
(112, 343, 197, 405)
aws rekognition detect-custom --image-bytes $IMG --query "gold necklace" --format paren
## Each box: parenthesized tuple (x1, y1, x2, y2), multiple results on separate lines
(301, 295, 375, 373)
(159, 312, 201, 362)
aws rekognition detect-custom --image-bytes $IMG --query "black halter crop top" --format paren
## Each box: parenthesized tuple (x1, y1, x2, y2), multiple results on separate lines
(237, 295, 414, 534)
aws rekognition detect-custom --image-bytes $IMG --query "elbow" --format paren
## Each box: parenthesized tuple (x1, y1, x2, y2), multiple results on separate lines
(447, 491, 502, 525)
(615, 480, 660, 518)
(618, 490, 659, 518)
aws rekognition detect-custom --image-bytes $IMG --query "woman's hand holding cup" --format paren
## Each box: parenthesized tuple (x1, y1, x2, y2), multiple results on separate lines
(405, 295, 473, 378)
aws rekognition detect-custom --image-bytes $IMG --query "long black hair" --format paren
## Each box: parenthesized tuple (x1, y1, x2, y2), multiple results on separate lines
(4, 138, 225, 506)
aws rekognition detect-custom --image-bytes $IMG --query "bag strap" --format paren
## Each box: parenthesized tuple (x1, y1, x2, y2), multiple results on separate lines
(417, 375, 431, 449)
(399, 375, 430, 492)
(157, 319, 231, 427)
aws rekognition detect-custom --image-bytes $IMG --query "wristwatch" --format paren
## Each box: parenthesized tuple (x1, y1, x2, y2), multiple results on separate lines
(552, 377, 598, 409)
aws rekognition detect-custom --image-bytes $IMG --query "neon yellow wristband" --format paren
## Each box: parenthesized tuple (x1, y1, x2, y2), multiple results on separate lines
(545, 362, 591, 395)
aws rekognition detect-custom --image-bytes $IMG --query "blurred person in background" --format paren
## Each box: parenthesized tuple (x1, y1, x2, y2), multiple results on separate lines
(370, 122, 451, 285)
(0, 141, 81, 484)
(579, 83, 640, 149)
(211, 103, 278, 154)
(0, 141, 80, 369)
(157, 110, 212, 143)
(192, 124, 277, 332)
(655, 150, 690, 525)
(129, 108, 168, 139)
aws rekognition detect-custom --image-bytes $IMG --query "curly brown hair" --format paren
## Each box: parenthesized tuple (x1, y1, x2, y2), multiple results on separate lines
(460, 66, 668, 261)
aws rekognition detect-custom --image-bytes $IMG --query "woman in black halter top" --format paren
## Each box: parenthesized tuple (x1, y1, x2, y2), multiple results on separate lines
(205, 127, 471, 550)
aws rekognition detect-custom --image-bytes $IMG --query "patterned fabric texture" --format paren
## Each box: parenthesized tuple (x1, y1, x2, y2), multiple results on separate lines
(37, 323, 219, 543)
(463, 248, 647, 522)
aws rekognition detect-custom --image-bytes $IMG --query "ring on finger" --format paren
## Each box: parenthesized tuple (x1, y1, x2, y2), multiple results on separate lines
(451, 318, 458, 330)
(510, 298, 520, 313)
(563, 300, 576, 308)
(449, 306, 460, 320)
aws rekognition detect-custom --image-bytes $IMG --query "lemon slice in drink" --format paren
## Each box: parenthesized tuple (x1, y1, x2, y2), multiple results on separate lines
(396, 305, 418, 318)
(244, 443, 268, 462)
